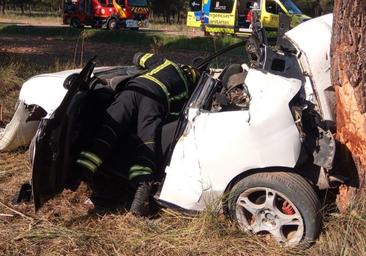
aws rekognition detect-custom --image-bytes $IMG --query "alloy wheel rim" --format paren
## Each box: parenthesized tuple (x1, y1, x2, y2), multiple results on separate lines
(235, 187, 304, 246)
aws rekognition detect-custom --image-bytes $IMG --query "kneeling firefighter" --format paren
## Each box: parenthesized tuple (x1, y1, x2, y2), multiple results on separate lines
(75, 52, 200, 216)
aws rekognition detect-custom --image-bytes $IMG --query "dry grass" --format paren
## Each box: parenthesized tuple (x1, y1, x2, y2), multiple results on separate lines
(0, 13, 62, 25)
(0, 149, 300, 256)
(2, 149, 366, 256)
(0, 57, 27, 123)
(312, 195, 366, 256)
(0, 54, 77, 123)
(1, 149, 365, 256)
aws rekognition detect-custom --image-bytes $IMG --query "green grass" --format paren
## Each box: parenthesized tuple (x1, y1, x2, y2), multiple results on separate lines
(0, 24, 81, 38)
(0, 11, 62, 19)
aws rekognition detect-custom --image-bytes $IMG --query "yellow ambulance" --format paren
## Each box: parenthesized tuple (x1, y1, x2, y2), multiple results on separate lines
(187, 0, 203, 28)
(201, 0, 311, 36)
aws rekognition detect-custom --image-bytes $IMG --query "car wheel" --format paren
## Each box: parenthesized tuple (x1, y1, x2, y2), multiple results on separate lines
(70, 18, 81, 28)
(227, 171, 321, 246)
(108, 18, 117, 30)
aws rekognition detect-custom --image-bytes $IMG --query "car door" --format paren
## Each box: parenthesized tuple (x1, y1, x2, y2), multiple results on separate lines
(261, 0, 282, 29)
(32, 60, 97, 210)
(31, 62, 146, 210)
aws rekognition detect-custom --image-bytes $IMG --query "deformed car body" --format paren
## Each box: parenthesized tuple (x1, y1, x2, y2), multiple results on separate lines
(1, 14, 337, 246)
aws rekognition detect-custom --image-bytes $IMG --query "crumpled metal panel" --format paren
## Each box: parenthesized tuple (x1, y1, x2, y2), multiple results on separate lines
(285, 14, 334, 122)
(158, 69, 302, 211)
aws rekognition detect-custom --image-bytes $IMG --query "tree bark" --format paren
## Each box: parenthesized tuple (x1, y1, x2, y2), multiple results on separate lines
(331, 0, 366, 211)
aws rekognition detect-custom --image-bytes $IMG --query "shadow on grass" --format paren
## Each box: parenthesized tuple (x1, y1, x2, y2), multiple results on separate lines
(0, 25, 246, 53)
(0, 24, 81, 38)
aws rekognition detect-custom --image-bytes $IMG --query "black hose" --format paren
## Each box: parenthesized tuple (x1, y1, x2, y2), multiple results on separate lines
(194, 40, 247, 71)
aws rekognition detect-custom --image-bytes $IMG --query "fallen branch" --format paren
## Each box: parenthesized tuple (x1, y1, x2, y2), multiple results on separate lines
(0, 201, 33, 221)
(0, 213, 14, 217)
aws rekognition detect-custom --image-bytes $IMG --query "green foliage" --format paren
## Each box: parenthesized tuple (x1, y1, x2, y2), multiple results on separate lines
(293, 0, 333, 17)
(150, 0, 187, 14)
(0, 0, 63, 13)
(0, 24, 79, 37)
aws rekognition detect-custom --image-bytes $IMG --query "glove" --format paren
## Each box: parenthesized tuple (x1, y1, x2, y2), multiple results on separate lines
(181, 65, 201, 85)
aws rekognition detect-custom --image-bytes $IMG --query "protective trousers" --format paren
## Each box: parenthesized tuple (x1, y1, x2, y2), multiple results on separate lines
(80, 82, 167, 183)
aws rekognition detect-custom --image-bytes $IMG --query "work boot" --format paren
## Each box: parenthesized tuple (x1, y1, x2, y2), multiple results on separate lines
(130, 181, 152, 217)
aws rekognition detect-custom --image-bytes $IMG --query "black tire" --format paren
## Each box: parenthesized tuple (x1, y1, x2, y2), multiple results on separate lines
(227, 171, 321, 246)
(130, 27, 139, 31)
(70, 17, 81, 28)
(108, 18, 117, 30)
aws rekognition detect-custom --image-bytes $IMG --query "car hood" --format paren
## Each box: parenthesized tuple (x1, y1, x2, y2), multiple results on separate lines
(19, 67, 114, 116)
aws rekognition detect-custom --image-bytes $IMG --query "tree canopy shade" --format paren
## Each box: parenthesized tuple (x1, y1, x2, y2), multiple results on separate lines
(331, 0, 366, 210)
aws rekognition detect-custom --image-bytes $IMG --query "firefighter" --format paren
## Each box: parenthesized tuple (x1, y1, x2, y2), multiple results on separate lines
(75, 52, 200, 216)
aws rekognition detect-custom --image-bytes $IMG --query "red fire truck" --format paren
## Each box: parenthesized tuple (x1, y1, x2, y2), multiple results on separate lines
(63, 0, 149, 29)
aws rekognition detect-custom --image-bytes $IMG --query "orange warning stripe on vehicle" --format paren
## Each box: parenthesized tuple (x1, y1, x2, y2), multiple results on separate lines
(131, 7, 149, 14)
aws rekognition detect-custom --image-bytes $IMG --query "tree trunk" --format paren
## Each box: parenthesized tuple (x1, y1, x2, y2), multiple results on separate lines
(331, 0, 366, 211)
(1, 0, 6, 14)
(20, 0, 24, 15)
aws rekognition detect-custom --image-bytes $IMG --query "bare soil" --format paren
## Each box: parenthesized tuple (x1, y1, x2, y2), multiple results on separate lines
(0, 34, 204, 67)
(0, 30, 207, 123)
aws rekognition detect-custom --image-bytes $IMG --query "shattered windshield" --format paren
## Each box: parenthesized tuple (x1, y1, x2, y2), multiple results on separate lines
(280, 0, 302, 14)
(128, 0, 148, 6)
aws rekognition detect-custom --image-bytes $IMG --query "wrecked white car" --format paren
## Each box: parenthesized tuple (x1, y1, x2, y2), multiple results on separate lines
(1, 14, 338, 246)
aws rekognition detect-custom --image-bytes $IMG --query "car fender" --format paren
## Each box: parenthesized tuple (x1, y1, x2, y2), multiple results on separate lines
(0, 67, 116, 152)
(158, 69, 303, 211)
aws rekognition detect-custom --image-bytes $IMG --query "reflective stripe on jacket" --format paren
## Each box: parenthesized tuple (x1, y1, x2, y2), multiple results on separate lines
(133, 53, 191, 114)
